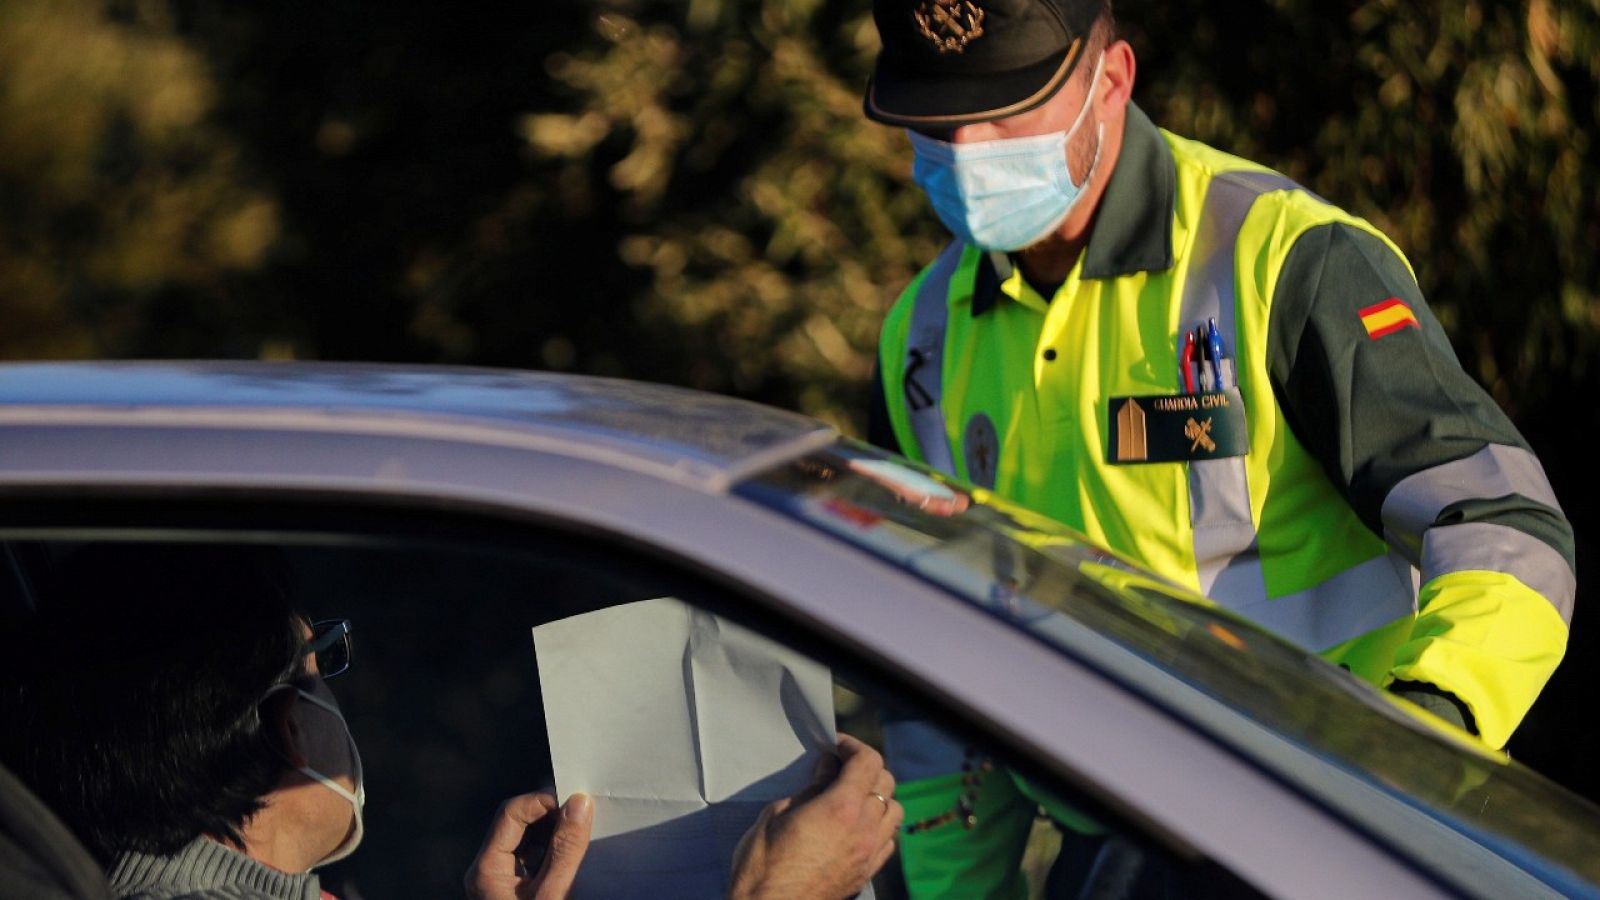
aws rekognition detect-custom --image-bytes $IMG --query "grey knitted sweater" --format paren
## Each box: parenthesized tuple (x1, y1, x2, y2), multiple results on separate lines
(106, 837, 322, 900)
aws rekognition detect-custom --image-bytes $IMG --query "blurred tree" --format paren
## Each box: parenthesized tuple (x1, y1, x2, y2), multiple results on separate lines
(3, 0, 1596, 418)
(509, 1, 939, 424)
(1127, 0, 1600, 418)
(0, 0, 281, 359)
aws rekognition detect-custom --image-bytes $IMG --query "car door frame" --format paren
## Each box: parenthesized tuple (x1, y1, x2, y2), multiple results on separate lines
(0, 409, 1496, 899)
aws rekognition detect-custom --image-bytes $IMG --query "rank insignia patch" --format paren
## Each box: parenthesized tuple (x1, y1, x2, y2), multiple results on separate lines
(1359, 297, 1420, 340)
(1113, 399, 1147, 462)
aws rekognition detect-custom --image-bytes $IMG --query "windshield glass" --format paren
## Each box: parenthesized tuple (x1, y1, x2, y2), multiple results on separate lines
(734, 441, 1600, 890)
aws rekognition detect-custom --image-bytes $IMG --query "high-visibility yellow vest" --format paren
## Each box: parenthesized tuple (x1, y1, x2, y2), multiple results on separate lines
(878, 115, 1570, 900)
(879, 154, 1427, 679)
(877, 131, 1567, 731)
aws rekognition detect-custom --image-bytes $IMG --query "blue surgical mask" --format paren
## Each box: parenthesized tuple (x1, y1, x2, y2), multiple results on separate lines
(910, 53, 1106, 252)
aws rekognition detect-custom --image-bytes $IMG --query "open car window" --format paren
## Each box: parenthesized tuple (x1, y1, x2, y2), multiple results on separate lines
(0, 515, 1264, 899)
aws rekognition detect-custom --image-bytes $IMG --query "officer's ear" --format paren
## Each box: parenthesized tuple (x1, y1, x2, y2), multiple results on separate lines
(1098, 39, 1136, 115)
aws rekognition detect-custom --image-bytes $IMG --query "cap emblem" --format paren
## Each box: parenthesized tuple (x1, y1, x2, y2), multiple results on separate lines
(913, 0, 986, 54)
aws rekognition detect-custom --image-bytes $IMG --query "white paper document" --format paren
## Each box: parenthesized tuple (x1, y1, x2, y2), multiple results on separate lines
(533, 597, 846, 898)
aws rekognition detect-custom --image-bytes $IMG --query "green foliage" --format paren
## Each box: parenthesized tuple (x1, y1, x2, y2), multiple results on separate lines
(0, 0, 279, 359)
(506, 0, 946, 425)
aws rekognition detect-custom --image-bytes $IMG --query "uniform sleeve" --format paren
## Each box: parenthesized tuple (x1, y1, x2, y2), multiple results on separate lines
(1266, 223, 1574, 748)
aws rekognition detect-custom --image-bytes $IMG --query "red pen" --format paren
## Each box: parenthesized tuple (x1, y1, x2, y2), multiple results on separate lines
(1180, 329, 1197, 393)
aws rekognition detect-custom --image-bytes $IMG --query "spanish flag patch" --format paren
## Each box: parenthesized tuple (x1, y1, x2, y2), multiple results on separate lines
(1359, 297, 1420, 340)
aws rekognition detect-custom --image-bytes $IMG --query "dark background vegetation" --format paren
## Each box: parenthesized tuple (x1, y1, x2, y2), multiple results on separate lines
(2, 0, 1597, 804)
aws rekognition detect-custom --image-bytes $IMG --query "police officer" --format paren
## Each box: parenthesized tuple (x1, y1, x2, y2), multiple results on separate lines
(862, 0, 1576, 895)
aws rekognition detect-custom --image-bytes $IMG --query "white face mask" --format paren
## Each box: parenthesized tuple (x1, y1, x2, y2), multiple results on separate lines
(909, 52, 1106, 252)
(266, 684, 366, 868)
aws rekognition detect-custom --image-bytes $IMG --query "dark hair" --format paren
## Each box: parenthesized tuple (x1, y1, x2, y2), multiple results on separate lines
(1082, 5, 1117, 79)
(0, 543, 304, 863)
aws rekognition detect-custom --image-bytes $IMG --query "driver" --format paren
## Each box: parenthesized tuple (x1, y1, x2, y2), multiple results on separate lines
(0, 544, 902, 899)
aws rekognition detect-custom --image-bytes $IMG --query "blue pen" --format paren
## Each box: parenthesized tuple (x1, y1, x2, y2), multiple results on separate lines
(1207, 317, 1226, 390)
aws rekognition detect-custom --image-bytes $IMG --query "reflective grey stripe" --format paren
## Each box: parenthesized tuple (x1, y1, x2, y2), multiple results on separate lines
(1195, 524, 1264, 603)
(1423, 522, 1576, 623)
(1232, 551, 1418, 651)
(1381, 444, 1566, 559)
(1179, 171, 1297, 603)
(889, 243, 987, 791)
(904, 243, 966, 475)
(1175, 170, 1298, 380)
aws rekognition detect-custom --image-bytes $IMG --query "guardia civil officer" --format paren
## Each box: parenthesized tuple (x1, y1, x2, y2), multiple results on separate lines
(861, 0, 1576, 895)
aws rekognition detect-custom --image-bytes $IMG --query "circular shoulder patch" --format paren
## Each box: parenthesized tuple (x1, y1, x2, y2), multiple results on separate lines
(963, 412, 999, 489)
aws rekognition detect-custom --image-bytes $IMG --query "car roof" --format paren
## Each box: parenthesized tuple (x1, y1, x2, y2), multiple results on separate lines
(0, 362, 837, 492)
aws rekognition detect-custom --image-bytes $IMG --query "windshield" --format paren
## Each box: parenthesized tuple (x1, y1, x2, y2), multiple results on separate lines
(734, 441, 1600, 891)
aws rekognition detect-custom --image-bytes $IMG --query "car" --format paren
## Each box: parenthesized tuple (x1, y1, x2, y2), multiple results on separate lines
(0, 360, 1597, 899)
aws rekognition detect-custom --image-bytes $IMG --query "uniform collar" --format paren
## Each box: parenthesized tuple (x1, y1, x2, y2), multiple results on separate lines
(972, 103, 1176, 317)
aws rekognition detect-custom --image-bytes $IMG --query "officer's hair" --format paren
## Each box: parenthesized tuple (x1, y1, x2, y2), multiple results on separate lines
(0, 543, 307, 864)
(1083, 5, 1116, 75)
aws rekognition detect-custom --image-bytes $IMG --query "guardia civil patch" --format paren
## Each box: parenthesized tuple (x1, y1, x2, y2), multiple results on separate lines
(963, 412, 999, 489)
(1107, 388, 1249, 465)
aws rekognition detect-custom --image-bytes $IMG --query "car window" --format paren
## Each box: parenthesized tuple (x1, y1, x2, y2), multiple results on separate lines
(0, 525, 1265, 899)
(735, 442, 1600, 891)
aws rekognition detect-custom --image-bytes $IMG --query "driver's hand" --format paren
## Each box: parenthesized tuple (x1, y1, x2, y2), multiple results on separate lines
(465, 792, 592, 900)
(728, 734, 903, 899)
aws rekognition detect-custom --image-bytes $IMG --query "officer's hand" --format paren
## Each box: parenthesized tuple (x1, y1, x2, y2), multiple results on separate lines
(1389, 680, 1477, 735)
(465, 792, 592, 900)
(728, 734, 903, 899)
(846, 459, 971, 517)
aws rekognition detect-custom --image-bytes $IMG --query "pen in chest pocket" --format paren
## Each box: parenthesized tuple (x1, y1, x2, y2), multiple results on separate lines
(1179, 330, 1197, 393)
(1206, 317, 1226, 391)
